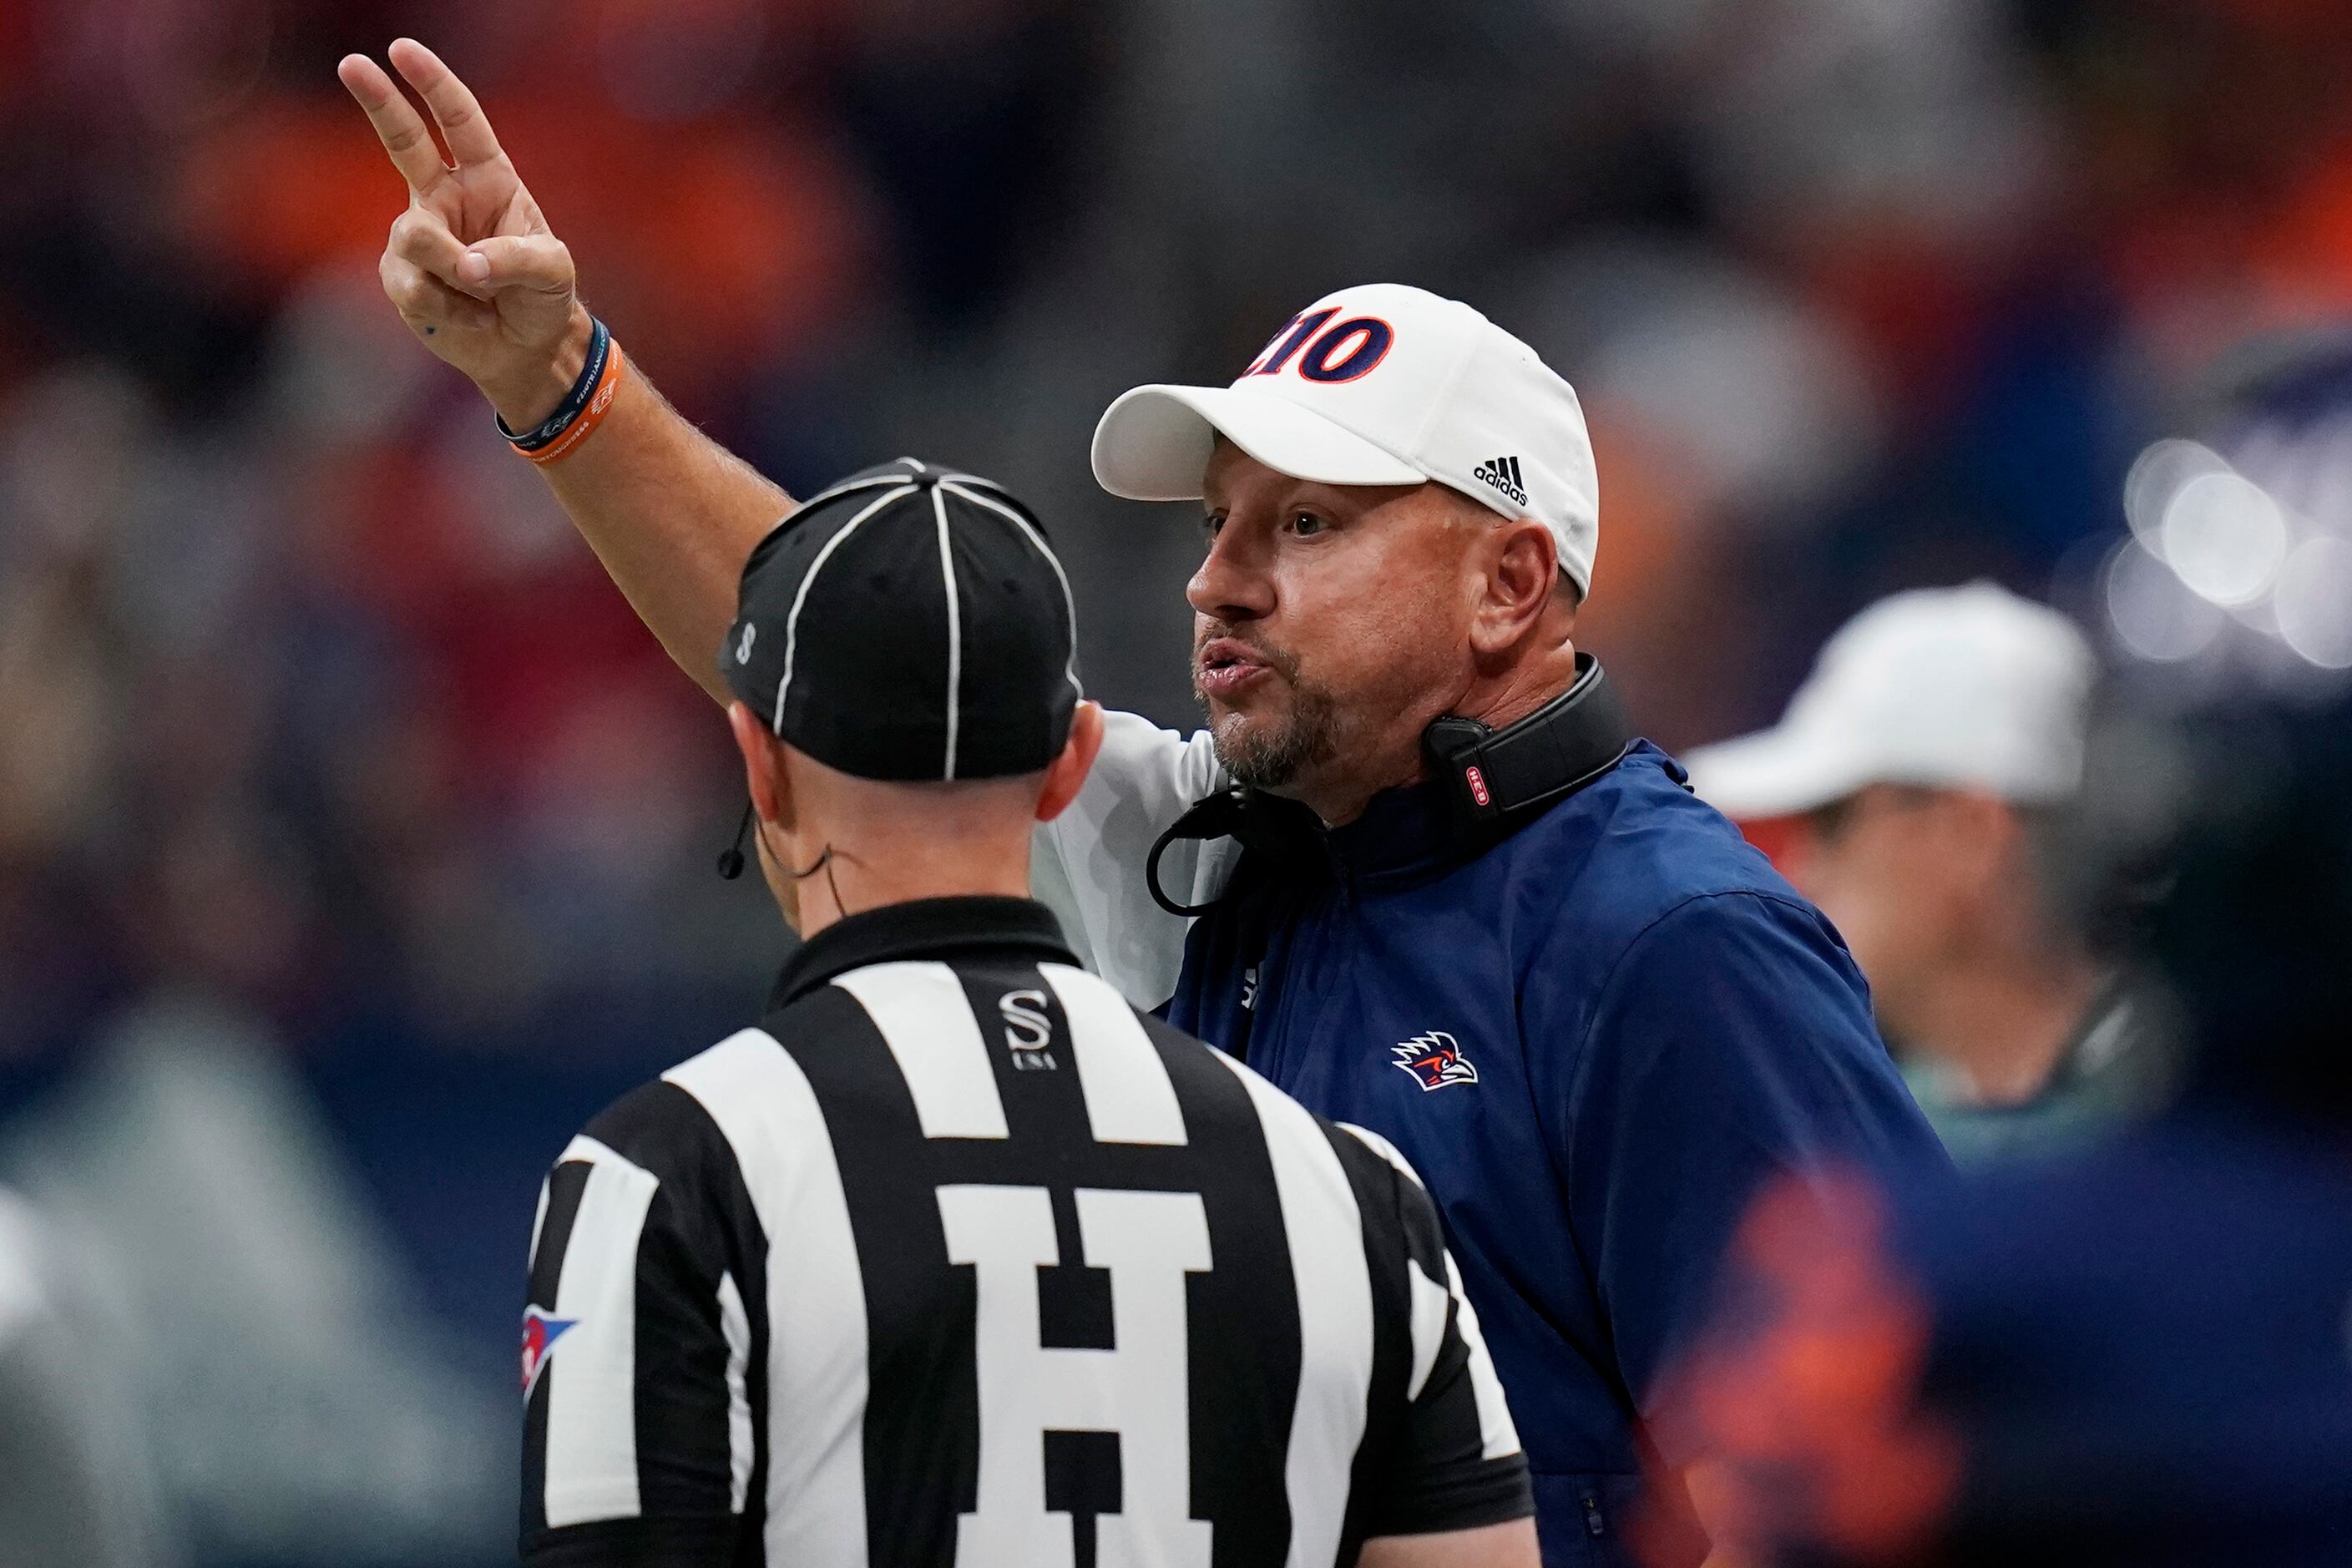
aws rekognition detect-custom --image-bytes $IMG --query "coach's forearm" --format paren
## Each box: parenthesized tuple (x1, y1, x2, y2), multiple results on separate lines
(494, 340, 792, 708)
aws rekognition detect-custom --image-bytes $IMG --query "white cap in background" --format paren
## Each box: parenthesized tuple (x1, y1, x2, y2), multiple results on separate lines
(1090, 283, 1603, 595)
(1684, 582, 2097, 819)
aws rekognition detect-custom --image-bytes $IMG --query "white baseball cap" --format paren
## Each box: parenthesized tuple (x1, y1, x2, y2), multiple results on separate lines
(1683, 582, 2097, 820)
(1090, 283, 1603, 594)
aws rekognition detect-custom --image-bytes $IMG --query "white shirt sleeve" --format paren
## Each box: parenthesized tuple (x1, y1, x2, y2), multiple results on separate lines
(1032, 708, 1241, 1009)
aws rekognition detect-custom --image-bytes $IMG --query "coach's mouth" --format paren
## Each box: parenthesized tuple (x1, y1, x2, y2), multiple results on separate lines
(1196, 637, 1276, 701)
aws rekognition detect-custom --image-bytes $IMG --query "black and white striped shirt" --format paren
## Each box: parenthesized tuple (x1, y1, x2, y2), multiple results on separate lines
(520, 897, 1529, 1566)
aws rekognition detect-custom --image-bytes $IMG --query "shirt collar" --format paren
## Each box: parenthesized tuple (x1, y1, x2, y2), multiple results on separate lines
(1287, 741, 1670, 893)
(766, 895, 1076, 1011)
(1325, 778, 1463, 887)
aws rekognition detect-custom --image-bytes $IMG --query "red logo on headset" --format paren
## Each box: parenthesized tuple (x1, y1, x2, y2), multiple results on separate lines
(1464, 765, 1491, 808)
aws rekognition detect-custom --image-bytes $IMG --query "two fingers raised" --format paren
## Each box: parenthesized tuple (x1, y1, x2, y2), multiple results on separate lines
(343, 40, 579, 351)
(386, 38, 503, 168)
(336, 38, 503, 195)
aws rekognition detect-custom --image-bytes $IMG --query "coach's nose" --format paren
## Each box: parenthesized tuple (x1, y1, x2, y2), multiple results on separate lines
(1187, 519, 1277, 625)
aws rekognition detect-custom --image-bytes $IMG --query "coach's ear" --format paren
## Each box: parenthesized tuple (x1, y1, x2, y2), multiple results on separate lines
(1035, 701, 1105, 823)
(1470, 514, 1564, 661)
(727, 701, 792, 828)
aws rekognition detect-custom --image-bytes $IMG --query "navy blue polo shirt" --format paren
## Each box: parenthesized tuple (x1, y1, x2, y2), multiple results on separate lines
(1161, 741, 1947, 1565)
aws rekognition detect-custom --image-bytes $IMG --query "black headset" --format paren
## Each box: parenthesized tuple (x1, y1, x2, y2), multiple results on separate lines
(1146, 653, 1631, 916)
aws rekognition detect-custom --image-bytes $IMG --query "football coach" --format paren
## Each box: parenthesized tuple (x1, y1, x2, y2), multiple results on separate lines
(341, 40, 1945, 1566)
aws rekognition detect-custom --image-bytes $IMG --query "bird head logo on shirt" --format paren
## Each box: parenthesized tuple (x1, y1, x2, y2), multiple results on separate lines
(1393, 1031, 1479, 1090)
(521, 1306, 576, 1394)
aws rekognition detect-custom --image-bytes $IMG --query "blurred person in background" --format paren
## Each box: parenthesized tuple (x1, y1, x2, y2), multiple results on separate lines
(1654, 666, 2352, 1567)
(1683, 584, 2175, 1164)
(0, 363, 513, 1565)
(338, 37, 1945, 1567)
(0, 1186, 169, 1568)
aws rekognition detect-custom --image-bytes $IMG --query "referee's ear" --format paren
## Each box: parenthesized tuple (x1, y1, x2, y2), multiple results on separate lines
(1035, 701, 1105, 824)
(727, 700, 791, 829)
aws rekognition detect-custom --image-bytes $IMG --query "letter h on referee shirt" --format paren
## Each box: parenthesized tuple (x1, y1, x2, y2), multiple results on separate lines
(938, 1184, 1216, 1568)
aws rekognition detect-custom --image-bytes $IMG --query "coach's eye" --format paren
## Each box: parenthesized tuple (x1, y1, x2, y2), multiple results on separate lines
(1201, 511, 1227, 541)
(1287, 511, 1328, 538)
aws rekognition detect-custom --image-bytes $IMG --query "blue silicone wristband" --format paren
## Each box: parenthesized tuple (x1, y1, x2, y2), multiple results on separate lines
(498, 317, 611, 452)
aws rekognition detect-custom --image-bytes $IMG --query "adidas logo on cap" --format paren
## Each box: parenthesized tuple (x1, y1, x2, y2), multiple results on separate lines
(1472, 455, 1527, 508)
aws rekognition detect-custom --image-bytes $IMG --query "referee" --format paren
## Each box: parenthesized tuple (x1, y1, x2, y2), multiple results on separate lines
(520, 463, 1536, 1566)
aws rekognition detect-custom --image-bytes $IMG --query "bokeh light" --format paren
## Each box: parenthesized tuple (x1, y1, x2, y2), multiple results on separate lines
(2105, 537, 2228, 662)
(2157, 469, 2291, 607)
(2122, 438, 2230, 557)
(2274, 536, 2352, 669)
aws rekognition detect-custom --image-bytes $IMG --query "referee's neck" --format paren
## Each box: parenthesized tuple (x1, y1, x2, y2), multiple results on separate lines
(776, 839, 1035, 940)
(738, 702, 1102, 939)
(761, 773, 1042, 940)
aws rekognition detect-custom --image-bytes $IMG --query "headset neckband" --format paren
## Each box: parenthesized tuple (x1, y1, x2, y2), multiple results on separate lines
(1146, 654, 1631, 917)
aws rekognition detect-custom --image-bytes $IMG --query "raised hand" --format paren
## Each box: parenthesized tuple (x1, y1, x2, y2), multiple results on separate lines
(338, 39, 589, 427)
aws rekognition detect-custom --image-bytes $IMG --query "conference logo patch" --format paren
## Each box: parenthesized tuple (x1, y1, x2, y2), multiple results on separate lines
(1393, 1031, 1479, 1091)
(998, 988, 1058, 1072)
(521, 1306, 577, 1394)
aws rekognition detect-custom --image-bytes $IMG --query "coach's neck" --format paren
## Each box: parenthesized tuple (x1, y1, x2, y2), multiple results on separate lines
(1287, 616, 1580, 830)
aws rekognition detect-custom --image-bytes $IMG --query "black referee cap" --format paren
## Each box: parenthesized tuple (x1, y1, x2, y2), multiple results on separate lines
(721, 458, 1082, 782)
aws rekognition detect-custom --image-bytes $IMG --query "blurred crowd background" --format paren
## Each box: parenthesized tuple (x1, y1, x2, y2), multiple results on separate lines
(1, 0, 2348, 1563)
